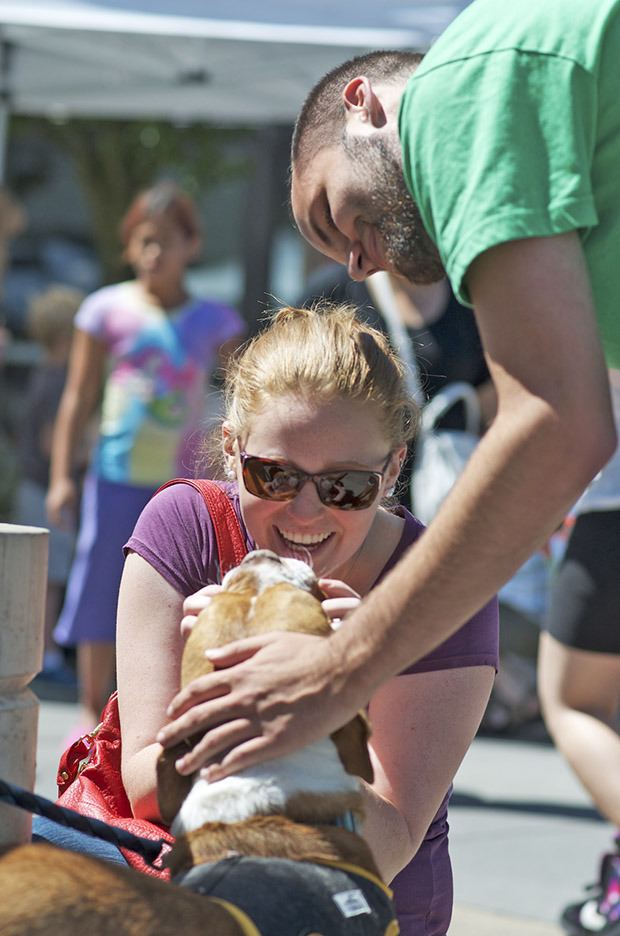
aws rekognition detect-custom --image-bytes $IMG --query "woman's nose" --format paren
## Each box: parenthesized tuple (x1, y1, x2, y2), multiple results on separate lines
(288, 479, 324, 516)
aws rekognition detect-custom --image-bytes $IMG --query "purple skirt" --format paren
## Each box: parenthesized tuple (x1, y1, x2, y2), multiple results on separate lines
(54, 474, 157, 645)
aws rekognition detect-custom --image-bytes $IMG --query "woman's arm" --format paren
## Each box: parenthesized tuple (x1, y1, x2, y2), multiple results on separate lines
(362, 665, 494, 883)
(47, 328, 105, 527)
(116, 551, 186, 821)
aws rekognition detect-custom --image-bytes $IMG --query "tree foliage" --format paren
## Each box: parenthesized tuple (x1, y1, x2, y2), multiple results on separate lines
(10, 116, 253, 282)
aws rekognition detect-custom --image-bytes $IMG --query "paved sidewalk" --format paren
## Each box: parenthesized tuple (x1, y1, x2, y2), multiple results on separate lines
(34, 698, 609, 936)
(451, 905, 562, 935)
(448, 732, 610, 934)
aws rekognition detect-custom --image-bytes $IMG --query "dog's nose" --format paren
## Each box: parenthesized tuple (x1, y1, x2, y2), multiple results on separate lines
(241, 549, 282, 566)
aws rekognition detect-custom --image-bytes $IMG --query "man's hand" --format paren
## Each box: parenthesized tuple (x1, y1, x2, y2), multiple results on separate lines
(156, 629, 366, 781)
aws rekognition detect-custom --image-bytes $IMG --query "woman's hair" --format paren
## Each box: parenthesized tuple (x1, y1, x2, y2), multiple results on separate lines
(119, 180, 201, 246)
(218, 303, 418, 468)
(27, 284, 85, 350)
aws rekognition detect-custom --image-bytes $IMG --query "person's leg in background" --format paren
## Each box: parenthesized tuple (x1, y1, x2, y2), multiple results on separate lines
(78, 640, 117, 723)
(538, 510, 620, 935)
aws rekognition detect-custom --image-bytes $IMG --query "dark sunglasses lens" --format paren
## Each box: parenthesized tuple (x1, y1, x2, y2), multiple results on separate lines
(317, 471, 380, 510)
(243, 459, 299, 500)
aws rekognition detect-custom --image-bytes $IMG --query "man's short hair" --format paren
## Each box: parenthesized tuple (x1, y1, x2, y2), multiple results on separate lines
(291, 50, 422, 170)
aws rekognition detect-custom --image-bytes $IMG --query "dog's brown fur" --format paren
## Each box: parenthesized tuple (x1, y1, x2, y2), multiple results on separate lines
(159, 570, 374, 828)
(0, 552, 380, 934)
(0, 842, 246, 935)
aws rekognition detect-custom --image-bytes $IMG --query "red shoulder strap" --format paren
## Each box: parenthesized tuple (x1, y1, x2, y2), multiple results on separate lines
(155, 478, 248, 574)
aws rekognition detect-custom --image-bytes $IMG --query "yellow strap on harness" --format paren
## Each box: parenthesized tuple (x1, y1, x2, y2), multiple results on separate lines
(310, 857, 394, 901)
(208, 896, 263, 936)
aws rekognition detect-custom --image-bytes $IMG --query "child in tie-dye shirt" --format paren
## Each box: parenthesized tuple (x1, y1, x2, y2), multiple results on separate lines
(47, 181, 244, 728)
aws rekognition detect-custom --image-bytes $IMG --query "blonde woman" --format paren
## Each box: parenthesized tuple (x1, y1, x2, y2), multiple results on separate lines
(45, 305, 498, 936)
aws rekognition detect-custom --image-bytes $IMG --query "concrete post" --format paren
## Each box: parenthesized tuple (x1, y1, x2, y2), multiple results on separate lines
(0, 523, 47, 844)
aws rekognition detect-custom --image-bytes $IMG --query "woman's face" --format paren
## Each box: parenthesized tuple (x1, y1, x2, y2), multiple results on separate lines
(226, 394, 403, 580)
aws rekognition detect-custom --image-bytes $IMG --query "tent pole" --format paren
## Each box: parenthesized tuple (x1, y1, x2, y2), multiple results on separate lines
(0, 37, 12, 185)
(0, 100, 8, 186)
(241, 125, 291, 333)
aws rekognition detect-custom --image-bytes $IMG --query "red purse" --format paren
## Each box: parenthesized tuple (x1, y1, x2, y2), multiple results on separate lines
(56, 479, 248, 878)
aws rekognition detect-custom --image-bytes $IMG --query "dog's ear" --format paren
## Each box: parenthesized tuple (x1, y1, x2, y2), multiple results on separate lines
(330, 712, 374, 783)
(157, 742, 194, 825)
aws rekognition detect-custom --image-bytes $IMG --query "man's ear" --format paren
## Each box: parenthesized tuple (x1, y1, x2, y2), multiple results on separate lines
(343, 76, 387, 129)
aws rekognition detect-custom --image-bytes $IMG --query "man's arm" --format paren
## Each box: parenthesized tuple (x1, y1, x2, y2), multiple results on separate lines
(328, 232, 615, 686)
(159, 232, 615, 778)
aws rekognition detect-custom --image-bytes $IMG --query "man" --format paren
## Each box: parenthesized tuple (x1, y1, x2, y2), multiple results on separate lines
(162, 0, 618, 787)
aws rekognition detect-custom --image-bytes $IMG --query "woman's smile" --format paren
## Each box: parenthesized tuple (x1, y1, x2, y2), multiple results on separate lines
(276, 527, 333, 548)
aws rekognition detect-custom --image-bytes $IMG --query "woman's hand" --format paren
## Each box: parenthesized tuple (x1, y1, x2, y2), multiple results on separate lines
(180, 579, 360, 638)
(180, 584, 223, 637)
(318, 578, 361, 628)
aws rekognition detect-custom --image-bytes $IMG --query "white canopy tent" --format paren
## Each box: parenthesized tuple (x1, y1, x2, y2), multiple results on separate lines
(0, 2, 471, 126)
(0, 1, 472, 316)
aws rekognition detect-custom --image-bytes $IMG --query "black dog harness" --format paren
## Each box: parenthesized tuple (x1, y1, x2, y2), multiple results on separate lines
(176, 854, 399, 936)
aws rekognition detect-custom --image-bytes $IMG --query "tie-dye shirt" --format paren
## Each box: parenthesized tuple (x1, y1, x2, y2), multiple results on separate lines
(76, 281, 244, 486)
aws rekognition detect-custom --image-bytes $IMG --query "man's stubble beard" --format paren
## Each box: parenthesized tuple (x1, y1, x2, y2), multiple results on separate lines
(343, 134, 444, 285)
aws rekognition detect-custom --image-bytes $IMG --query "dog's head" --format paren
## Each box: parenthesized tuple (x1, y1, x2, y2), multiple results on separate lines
(157, 550, 373, 825)
(222, 549, 324, 597)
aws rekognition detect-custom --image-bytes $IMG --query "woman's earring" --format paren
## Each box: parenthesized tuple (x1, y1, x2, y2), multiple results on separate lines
(225, 466, 236, 480)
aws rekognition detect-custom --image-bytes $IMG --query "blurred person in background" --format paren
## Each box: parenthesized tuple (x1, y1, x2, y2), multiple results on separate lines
(46, 181, 245, 733)
(14, 285, 85, 682)
(538, 371, 620, 936)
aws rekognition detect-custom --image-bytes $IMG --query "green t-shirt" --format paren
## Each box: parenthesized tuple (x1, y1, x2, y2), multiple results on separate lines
(399, 0, 620, 369)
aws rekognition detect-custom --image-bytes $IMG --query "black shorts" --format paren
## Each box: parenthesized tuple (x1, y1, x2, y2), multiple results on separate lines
(545, 510, 620, 654)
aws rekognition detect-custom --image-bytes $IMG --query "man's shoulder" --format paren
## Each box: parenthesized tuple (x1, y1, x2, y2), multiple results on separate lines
(413, 0, 618, 78)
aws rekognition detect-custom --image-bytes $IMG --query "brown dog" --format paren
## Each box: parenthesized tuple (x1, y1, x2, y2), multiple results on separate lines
(0, 550, 398, 935)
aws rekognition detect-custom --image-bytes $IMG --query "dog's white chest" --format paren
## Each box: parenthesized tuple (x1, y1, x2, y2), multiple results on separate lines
(171, 739, 358, 836)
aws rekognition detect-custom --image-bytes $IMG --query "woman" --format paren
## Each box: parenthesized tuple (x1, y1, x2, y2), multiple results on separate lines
(118, 304, 497, 934)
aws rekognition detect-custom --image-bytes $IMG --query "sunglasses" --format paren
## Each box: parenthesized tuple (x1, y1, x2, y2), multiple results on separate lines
(239, 451, 392, 511)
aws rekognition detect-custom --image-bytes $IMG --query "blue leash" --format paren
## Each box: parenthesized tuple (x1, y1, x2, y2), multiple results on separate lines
(0, 777, 168, 867)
